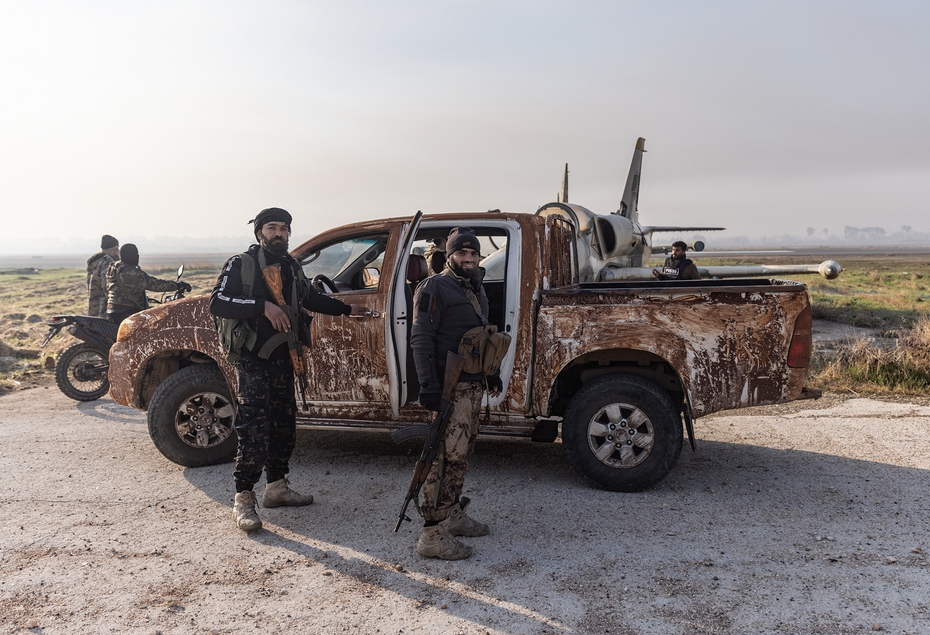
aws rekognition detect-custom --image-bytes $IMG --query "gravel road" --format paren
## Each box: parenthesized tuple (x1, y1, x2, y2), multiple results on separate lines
(1, 385, 929, 634)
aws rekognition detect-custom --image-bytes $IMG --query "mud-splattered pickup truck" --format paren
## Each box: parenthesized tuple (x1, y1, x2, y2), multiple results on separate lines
(109, 207, 818, 492)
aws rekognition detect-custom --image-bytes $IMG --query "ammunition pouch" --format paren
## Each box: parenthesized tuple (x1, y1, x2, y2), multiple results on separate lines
(457, 324, 511, 376)
(214, 316, 257, 364)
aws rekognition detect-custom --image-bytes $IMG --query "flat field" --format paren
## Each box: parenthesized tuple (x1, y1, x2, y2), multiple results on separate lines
(692, 250, 930, 331)
(0, 263, 221, 393)
(2, 251, 929, 393)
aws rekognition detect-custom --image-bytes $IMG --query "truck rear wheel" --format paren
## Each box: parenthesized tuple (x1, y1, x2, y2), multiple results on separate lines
(147, 365, 237, 467)
(562, 373, 682, 492)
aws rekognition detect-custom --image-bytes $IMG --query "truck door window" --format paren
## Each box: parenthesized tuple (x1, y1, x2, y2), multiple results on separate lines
(299, 234, 389, 292)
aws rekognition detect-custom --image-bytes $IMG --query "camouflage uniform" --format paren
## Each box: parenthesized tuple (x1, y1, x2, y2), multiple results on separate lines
(418, 381, 484, 521)
(423, 243, 446, 276)
(411, 232, 492, 524)
(106, 262, 179, 316)
(232, 355, 297, 488)
(87, 252, 116, 317)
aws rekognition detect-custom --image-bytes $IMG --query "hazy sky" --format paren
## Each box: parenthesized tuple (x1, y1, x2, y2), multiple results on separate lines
(2, 1, 928, 254)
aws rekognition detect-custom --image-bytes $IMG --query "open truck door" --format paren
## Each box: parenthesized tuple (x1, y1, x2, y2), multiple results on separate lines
(385, 211, 423, 417)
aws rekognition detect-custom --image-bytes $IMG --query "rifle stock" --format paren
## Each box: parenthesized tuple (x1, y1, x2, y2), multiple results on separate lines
(260, 264, 309, 406)
(394, 351, 467, 531)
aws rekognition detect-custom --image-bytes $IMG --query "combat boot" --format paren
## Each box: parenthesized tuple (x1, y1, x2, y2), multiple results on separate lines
(416, 524, 473, 560)
(233, 490, 262, 532)
(441, 498, 489, 537)
(262, 478, 314, 508)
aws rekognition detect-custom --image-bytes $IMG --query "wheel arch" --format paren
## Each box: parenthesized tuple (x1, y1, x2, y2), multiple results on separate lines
(133, 349, 230, 410)
(546, 347, 686, 418)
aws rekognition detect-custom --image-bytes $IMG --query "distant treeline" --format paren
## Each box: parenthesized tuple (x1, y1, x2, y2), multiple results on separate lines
(710, 226, 930, 246)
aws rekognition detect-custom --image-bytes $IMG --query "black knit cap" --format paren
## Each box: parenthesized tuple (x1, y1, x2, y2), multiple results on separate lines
(101, 234, 118, 249)
(446, 227, 480, 256)
(249, 207, 292, 231)
(120, 243, 139, 266)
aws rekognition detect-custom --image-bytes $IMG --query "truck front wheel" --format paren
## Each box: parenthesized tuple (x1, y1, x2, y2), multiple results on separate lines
(147, 365, 238, 467)
(562, 373, 682, 492)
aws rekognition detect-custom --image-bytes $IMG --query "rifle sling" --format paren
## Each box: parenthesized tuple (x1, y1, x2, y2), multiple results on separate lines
(441, 269, 487, 325)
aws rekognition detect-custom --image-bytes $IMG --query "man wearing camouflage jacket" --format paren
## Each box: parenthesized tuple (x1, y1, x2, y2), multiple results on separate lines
(87, 235, 120, 317)
(105, 244, 190, 324)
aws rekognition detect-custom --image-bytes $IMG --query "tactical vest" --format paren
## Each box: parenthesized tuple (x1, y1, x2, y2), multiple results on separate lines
(213, 252, 309, 364)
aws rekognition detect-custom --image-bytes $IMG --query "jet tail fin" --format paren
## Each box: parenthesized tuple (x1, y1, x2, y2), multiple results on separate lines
(616, 137, 645, 221)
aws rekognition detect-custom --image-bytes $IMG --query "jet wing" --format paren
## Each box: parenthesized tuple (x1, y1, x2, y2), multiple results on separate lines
(644, 226, 726, 233)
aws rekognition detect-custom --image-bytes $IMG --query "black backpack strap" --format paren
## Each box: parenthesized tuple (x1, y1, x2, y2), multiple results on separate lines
(239, 252, 256, 297)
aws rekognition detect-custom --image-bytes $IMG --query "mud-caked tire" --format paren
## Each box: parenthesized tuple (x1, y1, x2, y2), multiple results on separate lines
(562, 373, 682, 492)
(147, 365, 237, 467)
(55, 343, 110, 401)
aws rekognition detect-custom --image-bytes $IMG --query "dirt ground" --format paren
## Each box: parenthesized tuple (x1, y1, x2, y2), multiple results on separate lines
(1, 384, 929, 635)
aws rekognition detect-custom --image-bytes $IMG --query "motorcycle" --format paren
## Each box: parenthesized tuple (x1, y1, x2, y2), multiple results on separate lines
(43, 265, 187, 401)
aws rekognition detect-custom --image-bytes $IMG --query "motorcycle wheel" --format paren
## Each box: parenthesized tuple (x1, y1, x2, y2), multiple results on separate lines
(55, 343, 110, 401)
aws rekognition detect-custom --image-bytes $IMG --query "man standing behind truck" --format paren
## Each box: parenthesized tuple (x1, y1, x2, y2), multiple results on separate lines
(653, 240, 701, 280)
(410, 226, 504, 560)
(87, 235, 119, 317)
(209, 207, 368, 532)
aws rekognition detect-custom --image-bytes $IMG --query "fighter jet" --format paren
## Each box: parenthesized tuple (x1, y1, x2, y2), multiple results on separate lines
(536, 138, 842, 282)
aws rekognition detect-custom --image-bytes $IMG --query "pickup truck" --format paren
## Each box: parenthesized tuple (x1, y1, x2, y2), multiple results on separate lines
(108, 208, 817, 492)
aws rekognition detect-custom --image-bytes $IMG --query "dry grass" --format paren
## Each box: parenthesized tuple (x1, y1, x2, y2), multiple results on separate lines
(809, 315, 930, 395)
(0, 266, 220, 394)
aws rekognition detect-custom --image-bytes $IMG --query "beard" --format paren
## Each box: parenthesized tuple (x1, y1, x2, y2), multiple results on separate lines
(261, 235, 289, 255)
(448, 258, 475, 279)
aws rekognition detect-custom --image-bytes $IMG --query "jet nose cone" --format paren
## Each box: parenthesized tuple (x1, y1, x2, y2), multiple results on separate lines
(819, 260, 842, 280)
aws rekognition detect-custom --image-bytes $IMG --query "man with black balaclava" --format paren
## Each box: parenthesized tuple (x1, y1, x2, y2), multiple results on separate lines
(410, 226, 502, 560)
(87, 235, 120, 317)
(653, 240, 701, 280)
(105, 243, 190, 324)
(209, 207, 368, 532)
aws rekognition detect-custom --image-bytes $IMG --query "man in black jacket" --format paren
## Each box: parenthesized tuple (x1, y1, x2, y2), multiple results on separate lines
(410, 227, 502, 560)
(653, 241, 701, 280)
(210, 207, 367, 532)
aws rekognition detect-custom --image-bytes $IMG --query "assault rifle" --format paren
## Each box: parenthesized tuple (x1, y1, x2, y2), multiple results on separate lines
(393, 351, 467, 532)
(260, 264, 310, 408)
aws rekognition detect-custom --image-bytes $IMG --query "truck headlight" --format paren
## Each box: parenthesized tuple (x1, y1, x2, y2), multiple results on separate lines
(117, 315, 143, 342)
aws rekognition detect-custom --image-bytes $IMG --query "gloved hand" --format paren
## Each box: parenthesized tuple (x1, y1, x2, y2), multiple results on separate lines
(177, 281, 192, 293)
(487, 374, 503, 394)
(418, 382, 441, 412)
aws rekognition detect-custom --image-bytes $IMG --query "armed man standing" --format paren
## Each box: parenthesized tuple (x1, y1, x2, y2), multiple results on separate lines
(410, 227, 504, 560)
(653, 240, 701, 280)
(87, 235, 120, 317)
(210, 207, 368, 532)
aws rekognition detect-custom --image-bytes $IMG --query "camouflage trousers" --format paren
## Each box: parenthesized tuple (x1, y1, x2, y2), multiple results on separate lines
(87, 290, 108, 318)
(233, 355, 297, 492)
(419, 381, 484, 522)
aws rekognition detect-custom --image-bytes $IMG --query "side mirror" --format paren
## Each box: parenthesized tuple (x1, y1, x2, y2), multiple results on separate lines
(362, 267, 381, 288)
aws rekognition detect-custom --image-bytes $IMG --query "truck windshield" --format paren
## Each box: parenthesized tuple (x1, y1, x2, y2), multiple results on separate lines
(300, 235, 388, 291)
